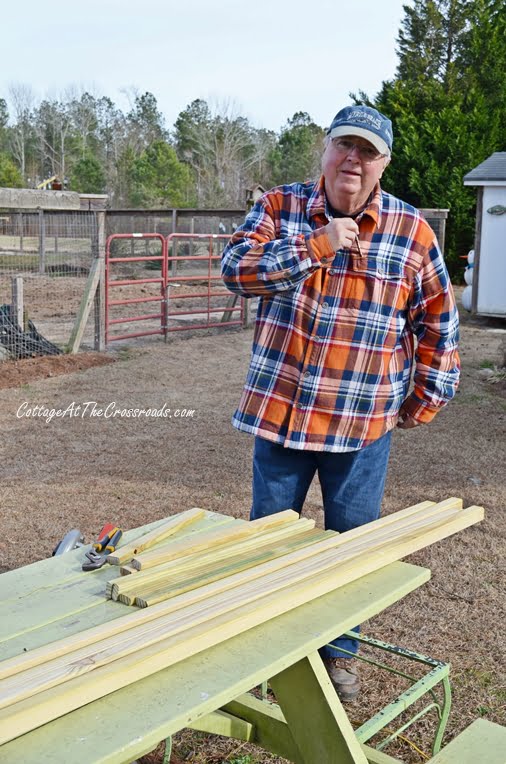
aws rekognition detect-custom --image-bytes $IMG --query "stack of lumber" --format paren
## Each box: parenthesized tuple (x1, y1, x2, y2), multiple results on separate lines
(106, 508, 327, 607)
(0, 498, 483, 746)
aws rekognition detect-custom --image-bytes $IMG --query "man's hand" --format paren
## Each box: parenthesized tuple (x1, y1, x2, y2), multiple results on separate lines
(324, 218, 359, 251)
(397, 411, 421, 429)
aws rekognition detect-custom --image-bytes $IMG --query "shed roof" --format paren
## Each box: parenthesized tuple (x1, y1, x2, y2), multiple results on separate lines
(464, 152, 506, 185)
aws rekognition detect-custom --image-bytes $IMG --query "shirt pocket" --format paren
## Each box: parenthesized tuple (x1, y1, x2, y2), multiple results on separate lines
(344, 255, 409, 314)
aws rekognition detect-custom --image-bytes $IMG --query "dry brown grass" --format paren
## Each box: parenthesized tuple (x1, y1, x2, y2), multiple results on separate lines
(1, 289, 505, 763)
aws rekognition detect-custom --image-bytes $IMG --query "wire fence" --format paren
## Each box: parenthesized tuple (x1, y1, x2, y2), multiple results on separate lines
(0, 210, 98, 360)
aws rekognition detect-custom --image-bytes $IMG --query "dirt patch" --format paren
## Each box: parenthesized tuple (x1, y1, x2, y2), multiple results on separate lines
(1, 288, 505, 763)
(0, 352, 115, 389)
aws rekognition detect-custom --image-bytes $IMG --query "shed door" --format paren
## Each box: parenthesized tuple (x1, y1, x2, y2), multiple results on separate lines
(477, 186, 506, 315)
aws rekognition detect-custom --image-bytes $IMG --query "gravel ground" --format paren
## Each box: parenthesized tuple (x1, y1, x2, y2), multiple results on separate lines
(0, 290, 504, 763)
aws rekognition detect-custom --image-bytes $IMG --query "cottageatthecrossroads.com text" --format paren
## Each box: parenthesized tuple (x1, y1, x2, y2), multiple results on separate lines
(16, 401, 196, 424)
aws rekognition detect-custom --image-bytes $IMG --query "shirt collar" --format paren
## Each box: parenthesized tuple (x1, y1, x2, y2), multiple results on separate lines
(308, 176, 383, 228)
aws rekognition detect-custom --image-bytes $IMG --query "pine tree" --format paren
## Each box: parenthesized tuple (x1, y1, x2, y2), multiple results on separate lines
(363, 0, 506, 274)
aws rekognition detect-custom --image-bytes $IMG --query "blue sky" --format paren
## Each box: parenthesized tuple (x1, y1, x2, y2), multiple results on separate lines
(1, 0, 408, 132)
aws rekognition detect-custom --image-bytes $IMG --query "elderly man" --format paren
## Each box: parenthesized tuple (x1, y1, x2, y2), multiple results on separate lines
(221, 105, 460, 701)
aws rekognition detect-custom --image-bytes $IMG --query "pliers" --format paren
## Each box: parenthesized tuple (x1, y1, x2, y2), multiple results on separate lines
(82, 526, 123, 571)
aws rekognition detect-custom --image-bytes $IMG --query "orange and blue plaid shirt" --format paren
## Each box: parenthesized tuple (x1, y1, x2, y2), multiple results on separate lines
(221, 177, 460, 452)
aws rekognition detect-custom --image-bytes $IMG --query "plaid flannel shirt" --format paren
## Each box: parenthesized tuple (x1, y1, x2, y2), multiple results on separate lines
(221, 177, 460, 452)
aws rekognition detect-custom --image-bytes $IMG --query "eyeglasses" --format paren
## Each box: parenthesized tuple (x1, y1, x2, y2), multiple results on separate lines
(331, 138, 385, 163)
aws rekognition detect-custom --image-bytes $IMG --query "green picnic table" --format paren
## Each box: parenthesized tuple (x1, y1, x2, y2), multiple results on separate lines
(1, 511, 503, 764)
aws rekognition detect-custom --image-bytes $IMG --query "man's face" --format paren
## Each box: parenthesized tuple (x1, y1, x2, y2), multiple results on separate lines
(321, 135, 390, 214)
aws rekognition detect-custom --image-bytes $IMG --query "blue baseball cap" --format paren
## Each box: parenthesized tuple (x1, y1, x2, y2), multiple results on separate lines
(327, 105, 393, 156)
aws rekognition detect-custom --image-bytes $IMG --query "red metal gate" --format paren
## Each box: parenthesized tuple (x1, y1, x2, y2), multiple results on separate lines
(105, 232, 244, 344)
(105, 233, 167, 344)
(165, 233, 243, 333)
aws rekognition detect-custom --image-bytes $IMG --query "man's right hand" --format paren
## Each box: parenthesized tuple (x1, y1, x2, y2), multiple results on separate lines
(324, 218, 360, 251)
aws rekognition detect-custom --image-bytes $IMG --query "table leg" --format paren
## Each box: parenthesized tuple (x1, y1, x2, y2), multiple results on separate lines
(269, 652, 369, 764)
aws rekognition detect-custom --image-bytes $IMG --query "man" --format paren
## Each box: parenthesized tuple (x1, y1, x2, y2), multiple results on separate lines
(221, 105, 460, 701)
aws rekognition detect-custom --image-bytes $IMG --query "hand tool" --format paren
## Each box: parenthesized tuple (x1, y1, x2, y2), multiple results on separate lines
(52, 529, 85, 556)
(91, 523, 116, 553)
(82, 526, 123, 572)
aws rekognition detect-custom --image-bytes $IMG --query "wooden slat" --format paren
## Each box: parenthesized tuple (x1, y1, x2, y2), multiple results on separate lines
(0, 505, 483, 745)
(107, 507, 206, 565)
(132, 529, 327, 607)
(67, 257, 102, 353)
(107, 518, 317, 599)
(131, 509, 300, 570)
(134, 503, 466, 607)
(130, 500, 439, 572)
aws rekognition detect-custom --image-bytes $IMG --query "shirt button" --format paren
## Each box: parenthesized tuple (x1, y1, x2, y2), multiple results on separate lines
(322, 302, 329, 309)
(328, 268, 336, 275)
(321, 257, 329, 264)
(303, 371, 311, 379)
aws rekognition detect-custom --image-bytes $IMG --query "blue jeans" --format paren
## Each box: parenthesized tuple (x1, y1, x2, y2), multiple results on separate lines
(251, 431, 393, 658)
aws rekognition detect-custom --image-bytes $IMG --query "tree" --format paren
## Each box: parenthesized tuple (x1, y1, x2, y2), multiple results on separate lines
(69, 153, 106, 193)
(0, 99, 8, 153)
(125, 91, 166, 152)
(269, 112, 325, 186)
(128, 140, 195, 207)
(360, 0, 506, 274)
(173, 99, 264, 206)
(7, 83, 37, 181)
(68, 91, 99, 159)
(0, 152, 23, 187)
(35, 98, 76, 181)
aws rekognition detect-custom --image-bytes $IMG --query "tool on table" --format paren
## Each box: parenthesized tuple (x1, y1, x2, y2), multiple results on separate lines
(52, 529, 85, 556)
(91, 523, 115, 553)
(82, 526, 123, 571)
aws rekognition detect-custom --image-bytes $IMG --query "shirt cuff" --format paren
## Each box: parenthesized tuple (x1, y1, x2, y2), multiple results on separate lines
(305, 229, 335, 266)
(400, 393, 442, 424)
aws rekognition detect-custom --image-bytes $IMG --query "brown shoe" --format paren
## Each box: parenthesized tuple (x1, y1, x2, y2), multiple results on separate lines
(323, 657, 360, 702)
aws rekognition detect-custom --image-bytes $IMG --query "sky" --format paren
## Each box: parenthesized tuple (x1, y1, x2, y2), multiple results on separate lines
(0, 0, 408, 133)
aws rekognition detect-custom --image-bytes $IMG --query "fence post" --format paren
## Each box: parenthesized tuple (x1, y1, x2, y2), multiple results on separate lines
(94, 210, 106, 350)
(38, 209, 46, 274)
(189, 216, 194, 257)
(242, 297, 250, 329)
(171, 209, 178, 276)
(18, 212, 24, 253)
(11, 276, 24, 330)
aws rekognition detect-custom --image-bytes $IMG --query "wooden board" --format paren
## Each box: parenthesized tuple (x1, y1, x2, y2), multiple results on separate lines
(107, 507, 206, 564)
(107, 518, 317, 599)
(131, 510, 300, 570)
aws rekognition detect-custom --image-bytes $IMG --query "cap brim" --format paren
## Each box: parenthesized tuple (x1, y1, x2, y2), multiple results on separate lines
(328, 125, 390, 156)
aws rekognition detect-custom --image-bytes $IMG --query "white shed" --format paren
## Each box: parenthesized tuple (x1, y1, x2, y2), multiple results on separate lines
(463, 152, 506, 317)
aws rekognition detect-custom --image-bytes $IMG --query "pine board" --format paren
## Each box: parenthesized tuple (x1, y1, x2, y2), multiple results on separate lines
(131, 510, 301, 570)
(107, 518, 317, 598)
(115, 525, 320, 602)
(0, 546, 436, 745)
(107, 507, 206, 565)
(0, 503, 478, 677)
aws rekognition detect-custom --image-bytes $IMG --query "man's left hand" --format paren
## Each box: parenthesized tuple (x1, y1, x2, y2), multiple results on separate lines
(397, 412, 420, 429)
